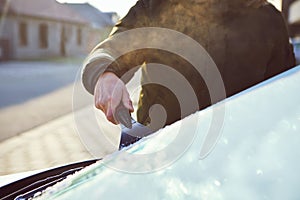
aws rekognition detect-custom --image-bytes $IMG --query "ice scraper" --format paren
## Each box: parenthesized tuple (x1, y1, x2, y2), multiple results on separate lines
(115, 103, 153, 150)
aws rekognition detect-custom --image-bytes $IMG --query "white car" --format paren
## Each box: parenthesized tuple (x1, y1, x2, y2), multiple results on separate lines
(1, 65, 300, 200)
(292, 37, 300, 64)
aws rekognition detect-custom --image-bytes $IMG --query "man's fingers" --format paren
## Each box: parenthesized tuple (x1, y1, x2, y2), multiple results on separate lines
(94, 77, 106, 111)
(93, 72, 132, 125)
(94, 89, 119, 124)
(94, 95, 104, 110)
(110, 83, 123, 115)
(106, 101, 118, 124)
(122, 89, 134, 112)
(95, 96, 116, 124)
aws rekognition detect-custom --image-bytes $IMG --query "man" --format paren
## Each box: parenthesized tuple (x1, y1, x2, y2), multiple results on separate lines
(82, 0, 295, 130)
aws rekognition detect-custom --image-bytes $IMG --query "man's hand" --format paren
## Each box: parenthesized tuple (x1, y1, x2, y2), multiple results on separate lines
(94, 72, 134, 125)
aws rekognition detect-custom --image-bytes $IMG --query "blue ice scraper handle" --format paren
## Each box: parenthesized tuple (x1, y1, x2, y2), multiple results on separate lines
(115, 103, 153, 150)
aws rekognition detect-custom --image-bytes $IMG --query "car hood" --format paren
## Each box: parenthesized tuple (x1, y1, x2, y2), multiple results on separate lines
(35, 65, 300, 200)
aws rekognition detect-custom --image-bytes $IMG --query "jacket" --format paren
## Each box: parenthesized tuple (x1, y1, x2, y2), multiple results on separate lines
(82, 0, 295, 127)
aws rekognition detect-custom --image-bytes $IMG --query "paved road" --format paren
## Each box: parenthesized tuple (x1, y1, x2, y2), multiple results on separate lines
(0, 59, 92, 141)
(0, 59, 83, 108)
(0, 59, 142, 142)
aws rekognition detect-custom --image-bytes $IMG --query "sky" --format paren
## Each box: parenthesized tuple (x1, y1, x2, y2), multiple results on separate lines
(268, 0, 282, 10)
(56, 0, 138, 17)
(56, 0, 282, 17)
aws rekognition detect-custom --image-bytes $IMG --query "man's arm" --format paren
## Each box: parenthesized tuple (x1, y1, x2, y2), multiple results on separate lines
(82, 0, 153, 94)
(82, 0, 161, 124)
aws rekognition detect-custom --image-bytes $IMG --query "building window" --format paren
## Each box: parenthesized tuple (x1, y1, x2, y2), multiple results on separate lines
(77, 28, 82, 46)
(19, 22, 28, 46)
(39, 24, 48, 49)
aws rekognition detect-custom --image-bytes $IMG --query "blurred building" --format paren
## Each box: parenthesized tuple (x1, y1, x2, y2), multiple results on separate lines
(66, 3, 118, 54)
(283, 0, 300, 37)
(0, 0, 116, 61)
(283, 0, 300, 64)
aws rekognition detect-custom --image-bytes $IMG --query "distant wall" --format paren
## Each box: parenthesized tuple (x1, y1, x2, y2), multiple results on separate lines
(86, 27, 112, 52)
(0, 15, 90, 60)
(0, 17, 14, 60)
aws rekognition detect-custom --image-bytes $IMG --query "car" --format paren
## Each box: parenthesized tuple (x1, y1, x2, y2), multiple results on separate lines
(292, 37, 300, 64)
(1, 65, 300, 200)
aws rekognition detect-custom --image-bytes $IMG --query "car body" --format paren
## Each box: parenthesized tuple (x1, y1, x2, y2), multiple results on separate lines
(292, 37, 300, 64)
(1, 65, 299, 200)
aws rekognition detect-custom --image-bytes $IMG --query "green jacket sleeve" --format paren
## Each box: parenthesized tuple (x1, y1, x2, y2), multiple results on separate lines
(81, 0, 161, 94)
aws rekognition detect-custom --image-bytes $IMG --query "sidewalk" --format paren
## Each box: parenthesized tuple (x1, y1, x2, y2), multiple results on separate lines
(0, 83, 79, 141)
(0, 58, 86, 141)
(0, 82, 120, 176)
(0, 104, 122, 175)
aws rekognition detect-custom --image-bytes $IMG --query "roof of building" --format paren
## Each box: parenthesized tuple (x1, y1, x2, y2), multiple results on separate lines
(1, 0, 88, 24)
(66, 3, 116, 28)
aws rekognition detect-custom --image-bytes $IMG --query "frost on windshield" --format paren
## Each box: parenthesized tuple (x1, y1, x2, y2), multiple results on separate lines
(36, 66, 300, 200)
